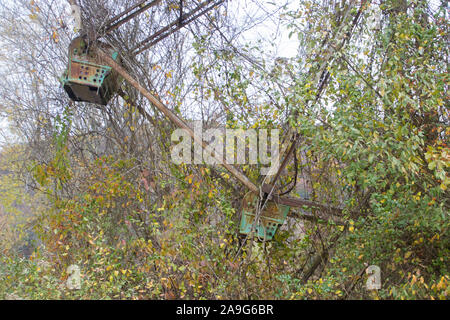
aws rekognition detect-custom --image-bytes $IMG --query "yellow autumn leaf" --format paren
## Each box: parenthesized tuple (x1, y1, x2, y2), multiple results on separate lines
(52, 31, 59, 43)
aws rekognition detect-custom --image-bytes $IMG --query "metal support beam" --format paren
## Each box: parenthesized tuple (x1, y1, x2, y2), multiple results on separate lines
(132, 0, 225, 55)
(97, 49, 259, 193)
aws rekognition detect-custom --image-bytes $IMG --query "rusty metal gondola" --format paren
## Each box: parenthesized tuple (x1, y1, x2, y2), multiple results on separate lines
(60, 37, 121, 105)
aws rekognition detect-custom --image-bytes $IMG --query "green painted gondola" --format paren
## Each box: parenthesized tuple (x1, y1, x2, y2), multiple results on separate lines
(240, 192, 290, 240)
(60, 37, 122, 105)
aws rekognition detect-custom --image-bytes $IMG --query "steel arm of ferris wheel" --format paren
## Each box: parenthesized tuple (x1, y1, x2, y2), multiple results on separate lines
(97, 49, 344, 218)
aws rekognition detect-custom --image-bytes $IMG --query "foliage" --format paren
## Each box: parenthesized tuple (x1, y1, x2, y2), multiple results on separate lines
(0, 0, 448, 300)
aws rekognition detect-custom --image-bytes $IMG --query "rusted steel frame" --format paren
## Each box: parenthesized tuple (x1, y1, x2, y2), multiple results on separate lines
(132, 0, 221, 53)
(99, 0, 163, 39)
(134, 1, 224, 55)
(261, 184, 342, 214)
(103, 0, 150, 28)
(267, 0, 369, 193)
(132, 0, 225, 55)
(98, 50, 259, 193)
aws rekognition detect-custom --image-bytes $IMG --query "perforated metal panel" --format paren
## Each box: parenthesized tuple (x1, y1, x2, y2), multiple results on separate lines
(239, 192, 290, 240)
(60, 37, 121, 105)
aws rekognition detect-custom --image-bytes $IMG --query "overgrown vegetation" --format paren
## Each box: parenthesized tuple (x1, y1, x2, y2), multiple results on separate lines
(0, 0, 448, 300)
